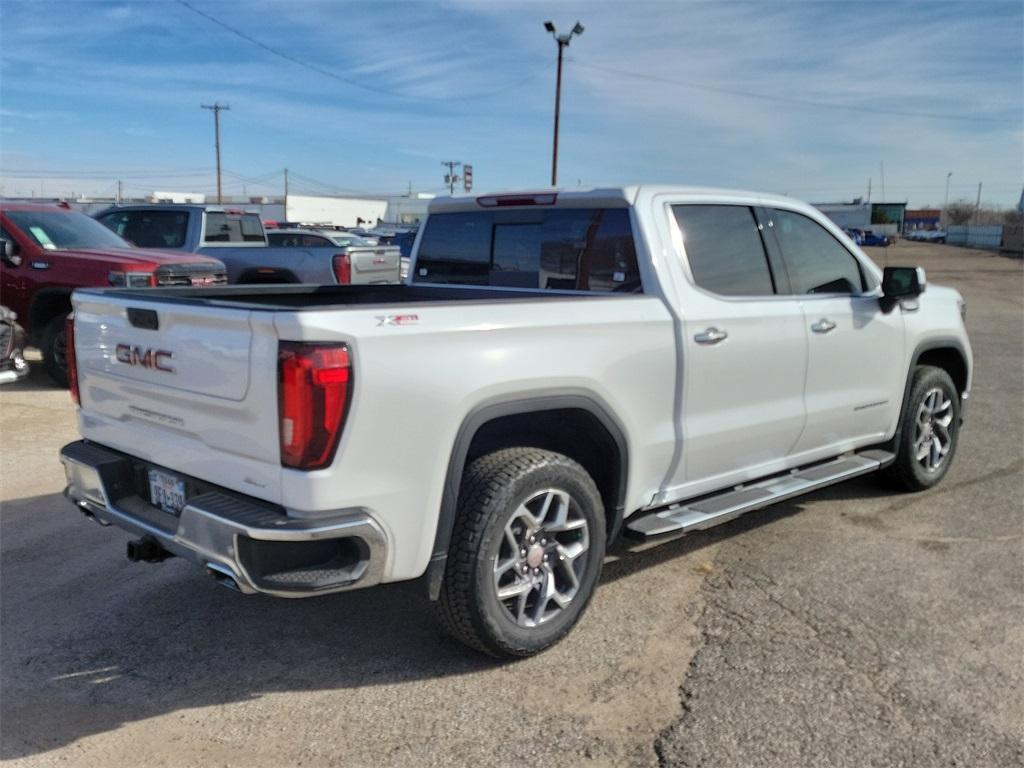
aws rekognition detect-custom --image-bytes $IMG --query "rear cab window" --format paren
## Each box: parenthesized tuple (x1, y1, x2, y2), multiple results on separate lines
(204, 212, 265, 244)
(414, 208, 642, 293)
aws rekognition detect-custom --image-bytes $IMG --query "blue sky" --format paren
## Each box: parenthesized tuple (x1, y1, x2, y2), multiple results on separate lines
(1, 0, 1021, 207)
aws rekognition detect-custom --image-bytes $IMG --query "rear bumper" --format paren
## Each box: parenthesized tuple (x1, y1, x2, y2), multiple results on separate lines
(60, 441, 387, 598)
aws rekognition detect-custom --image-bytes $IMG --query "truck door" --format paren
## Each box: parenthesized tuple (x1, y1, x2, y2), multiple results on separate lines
(665, 203, 808, 496)
(0, 220, 31, 322)
(766, 207, 905, 453)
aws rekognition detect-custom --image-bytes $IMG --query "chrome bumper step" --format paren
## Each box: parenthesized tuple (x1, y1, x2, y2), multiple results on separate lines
(625, 449, 895, 540)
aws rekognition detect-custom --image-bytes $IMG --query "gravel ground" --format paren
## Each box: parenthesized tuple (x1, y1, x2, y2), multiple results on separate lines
(1, 241, 1020, 767)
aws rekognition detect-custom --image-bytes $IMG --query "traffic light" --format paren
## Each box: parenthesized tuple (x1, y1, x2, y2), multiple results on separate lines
(463, 165, 473, 193)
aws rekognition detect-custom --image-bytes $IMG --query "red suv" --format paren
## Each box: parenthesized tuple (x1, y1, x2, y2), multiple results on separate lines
(0, 202, 227, 385)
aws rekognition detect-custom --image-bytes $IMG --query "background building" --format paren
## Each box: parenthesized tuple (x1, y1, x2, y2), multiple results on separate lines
(813, 199, 907, 238)
(904, 209, 942, 232)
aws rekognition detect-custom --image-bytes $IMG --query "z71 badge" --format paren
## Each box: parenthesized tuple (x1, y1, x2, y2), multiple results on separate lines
(375, 314, 419, 327)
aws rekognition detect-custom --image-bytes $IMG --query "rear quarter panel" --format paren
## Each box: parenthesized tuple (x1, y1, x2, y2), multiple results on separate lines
(272, 295, 677, 581)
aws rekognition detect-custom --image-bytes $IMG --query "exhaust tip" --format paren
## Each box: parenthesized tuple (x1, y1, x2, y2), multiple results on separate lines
(206, 563, 241, 592)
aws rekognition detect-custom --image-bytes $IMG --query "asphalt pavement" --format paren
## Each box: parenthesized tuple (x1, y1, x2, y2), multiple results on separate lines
(1, 241, 1021, 767)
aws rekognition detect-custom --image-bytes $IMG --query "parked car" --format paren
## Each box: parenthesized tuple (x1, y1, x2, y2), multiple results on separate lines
(95, 205, 400, 285)
(0, 305, 28, 384)
(61, 186, 971, 657)
(907, 230, 947, 243)
(846, 228, 890, 247)
(0, 201, 226, 385)
(264, 227, 400, 283)
(266, 229, 376, 248)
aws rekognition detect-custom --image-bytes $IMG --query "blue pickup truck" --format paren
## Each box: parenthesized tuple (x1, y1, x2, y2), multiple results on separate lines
(94, 205, 401, 285)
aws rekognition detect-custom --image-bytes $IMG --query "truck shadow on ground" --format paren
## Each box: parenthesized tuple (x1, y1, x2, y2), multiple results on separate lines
(1, 476, 893, 759)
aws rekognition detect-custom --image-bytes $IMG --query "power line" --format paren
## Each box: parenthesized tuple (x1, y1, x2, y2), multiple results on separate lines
(571, 59, 1019, 125)
(0, 168, 213, 178)
(176, 0, 543, 102)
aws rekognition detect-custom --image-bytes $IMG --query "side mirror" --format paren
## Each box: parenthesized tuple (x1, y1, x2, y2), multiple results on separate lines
(0, 239, 22, 267)
(881, 266, 926, 311)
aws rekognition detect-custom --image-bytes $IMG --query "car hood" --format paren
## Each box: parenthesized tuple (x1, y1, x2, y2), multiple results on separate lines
(52, 248, 223, 268)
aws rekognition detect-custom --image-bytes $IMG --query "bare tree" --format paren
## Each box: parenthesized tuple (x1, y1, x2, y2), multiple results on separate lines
(945, 202, 976, 226)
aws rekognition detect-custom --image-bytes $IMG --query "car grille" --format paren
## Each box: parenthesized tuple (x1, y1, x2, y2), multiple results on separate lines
(154, 263, 228, 287)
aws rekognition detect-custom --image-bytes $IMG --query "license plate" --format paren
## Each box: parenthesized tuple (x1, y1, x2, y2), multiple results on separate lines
(148, 469, 186, 515)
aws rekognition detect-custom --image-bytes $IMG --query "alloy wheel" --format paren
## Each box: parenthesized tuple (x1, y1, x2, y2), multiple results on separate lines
(492, 488, 591, 628)
(914, 387, 953, 472)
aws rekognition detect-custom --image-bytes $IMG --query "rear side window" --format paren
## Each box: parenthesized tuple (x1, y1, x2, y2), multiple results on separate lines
(415, 208, 641, 292)
(98, 210, 188, 248)
(672, 205, 775, 296)
(771, 209, 865, 294)
(204, 213, 265, 243)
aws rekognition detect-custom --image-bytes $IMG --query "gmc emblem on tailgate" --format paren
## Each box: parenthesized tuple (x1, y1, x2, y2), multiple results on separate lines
(115, 344, 175, 373)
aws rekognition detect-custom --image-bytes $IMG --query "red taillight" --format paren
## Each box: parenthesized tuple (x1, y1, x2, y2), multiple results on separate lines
(278, 342, 352, 470)
(333, 253, 352, 284)
(476, 193, 557, 207)
(66, 314, 80, 405)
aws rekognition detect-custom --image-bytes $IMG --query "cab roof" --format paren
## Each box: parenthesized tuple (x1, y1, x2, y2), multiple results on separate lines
(428, 185, 816, 215)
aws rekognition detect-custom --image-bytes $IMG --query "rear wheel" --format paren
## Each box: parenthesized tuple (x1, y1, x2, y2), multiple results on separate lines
(882, 365, 960, 491)
(437, 448, 606, 657)
(41, 314, 70, 387)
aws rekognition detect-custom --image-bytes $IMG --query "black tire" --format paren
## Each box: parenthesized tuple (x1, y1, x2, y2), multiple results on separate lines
(437, 447, 606, 657)
(41, 313, 70, 388)
(881, 365, 960, 492)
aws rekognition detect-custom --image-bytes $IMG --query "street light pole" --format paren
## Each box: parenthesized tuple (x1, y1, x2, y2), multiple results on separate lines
(544, 21, 584, 187)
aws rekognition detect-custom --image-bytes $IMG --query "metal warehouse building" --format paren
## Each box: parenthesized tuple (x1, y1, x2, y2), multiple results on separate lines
(813, 199, 906, 238)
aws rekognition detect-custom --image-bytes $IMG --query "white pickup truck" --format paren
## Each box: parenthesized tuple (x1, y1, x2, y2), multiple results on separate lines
(60, 187, 971, 657)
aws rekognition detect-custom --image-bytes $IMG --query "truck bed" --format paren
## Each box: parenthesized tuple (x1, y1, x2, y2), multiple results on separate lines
(74, 283, 627, 311)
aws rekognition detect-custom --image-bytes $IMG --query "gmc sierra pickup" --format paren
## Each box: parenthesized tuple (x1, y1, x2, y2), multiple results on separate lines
(60, 187, 971, 657)
(94, 204, 401, 285)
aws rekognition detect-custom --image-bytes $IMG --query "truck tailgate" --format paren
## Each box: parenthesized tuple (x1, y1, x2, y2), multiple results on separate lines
(347, 246, 401, 284)
(72, 291, 283, 501)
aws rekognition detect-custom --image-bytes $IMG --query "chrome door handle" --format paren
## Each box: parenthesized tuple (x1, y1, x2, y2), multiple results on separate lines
(694, 327, 728, 345)
(811, 318, 837, 334)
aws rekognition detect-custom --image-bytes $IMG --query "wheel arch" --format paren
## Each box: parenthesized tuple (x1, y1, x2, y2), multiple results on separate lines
(28, 287, 72, 342)
(892, 337, 971, 446)
(915, 343, 969, 395)
(426, 393, 629, 600)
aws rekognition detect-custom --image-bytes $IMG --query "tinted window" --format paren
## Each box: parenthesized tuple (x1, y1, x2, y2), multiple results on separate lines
(98, 210, 189, 248)
(772, 209, 865, 294)
(7, 210, 129, 250)
(416, 208, 640, 292)
(672, 205, 774, 296)
(204, 212, 265, 243)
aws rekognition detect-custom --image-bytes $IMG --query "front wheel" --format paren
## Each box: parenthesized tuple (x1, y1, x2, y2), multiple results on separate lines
(882, 365, 961, 491)
(41, 313, 70, 388)
(437, 448, 606, 657)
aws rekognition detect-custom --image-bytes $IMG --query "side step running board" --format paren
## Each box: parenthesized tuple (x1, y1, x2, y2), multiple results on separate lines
(625, 449, 895, 540)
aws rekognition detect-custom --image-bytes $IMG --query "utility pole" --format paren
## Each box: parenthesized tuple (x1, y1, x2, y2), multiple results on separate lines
(544, 20, 584, 187)
(975, 182, 983, 221)
(880, 160, 886, 201)
(116, 180, 123, 204)
(943, 172, 952, 227)
(201, 102, 230, 203)
(867, 178, 872, 203)
(442, 161, 461, 195)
